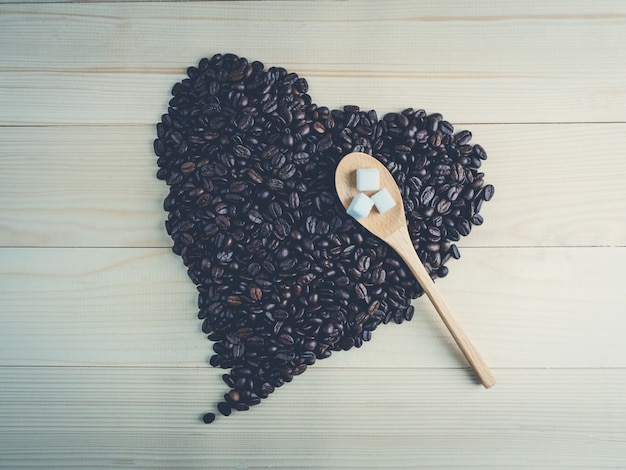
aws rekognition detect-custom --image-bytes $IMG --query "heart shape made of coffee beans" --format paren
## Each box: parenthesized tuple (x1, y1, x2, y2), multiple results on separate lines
(154, 53, 494, 424)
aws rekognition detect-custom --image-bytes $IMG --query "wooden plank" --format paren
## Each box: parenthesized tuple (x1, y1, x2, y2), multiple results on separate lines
(1, 124, 625, 248)
(475, 123, 626, 248)
(1, 246, 625, 368)
(1, 1, 626, 124)
(3, 72, 626, 126)
(1, 0, 625, 76)
(0, 125, 170, 248)
(0, 366, 624, 468)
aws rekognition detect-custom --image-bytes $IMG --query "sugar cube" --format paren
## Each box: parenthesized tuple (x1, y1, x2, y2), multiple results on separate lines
(356, 168, 379, 191)
(371, 188, 396, 214)
(346, 193, 374, 220)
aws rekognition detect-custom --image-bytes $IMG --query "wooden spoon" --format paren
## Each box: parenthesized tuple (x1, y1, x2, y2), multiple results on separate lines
(335, 152, 496, 388)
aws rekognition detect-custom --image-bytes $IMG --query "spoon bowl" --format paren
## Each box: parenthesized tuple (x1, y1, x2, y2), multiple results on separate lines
(335, 151, 407, 238)
(335, 152, 496, 388)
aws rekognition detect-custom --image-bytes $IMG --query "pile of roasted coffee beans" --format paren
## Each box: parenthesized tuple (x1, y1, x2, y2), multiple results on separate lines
(154, 53, 494, 423)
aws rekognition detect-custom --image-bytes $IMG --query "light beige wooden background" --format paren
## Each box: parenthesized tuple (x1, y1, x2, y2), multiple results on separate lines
(1, 1, 625, 468)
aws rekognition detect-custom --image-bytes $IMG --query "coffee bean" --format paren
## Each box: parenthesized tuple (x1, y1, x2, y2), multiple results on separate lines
(268, 178, 284, 191)
(279, 163, 297, 180)
(216, 215, 230, 230)
(355, 283, 368, 300)
(181, 161, 196, 174)
(292, 152, 310, 164)
(473, 144, 488, 160)
(371, 268, 386, 284)
(246, 168, 263, 184)
(232, 342, 245, 358)
(305, 216, 316, 235)
(279, 334, 295, 346)
(454, 130, 472, 145)
(279, 258, 297, 271)
(425, 115, 440, 133)
(357, 255, 371, 272)
(436, 198, 452, 214)
(483, 184, 495, 201)
(247, 210, 263, 224)
(233, 144, 252, 159)
(217, 402, 232, 416)
(288, 192, 300, 209)
(420, 186, 435, 205)
(271, 153, 286, 169)
(471, 214, 484, 225)
(156, 53, 493, 423)
(250, 286, 263, 301)
(440, 120, 454, 135)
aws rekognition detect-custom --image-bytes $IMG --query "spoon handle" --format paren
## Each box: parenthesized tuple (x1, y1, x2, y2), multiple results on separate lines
(385, 227, 496, 389)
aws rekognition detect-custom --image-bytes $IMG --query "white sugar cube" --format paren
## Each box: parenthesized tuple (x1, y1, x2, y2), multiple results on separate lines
(356, 168, 379, 191)
(371, 188, 396, 214)
(346, 193, 374, 220)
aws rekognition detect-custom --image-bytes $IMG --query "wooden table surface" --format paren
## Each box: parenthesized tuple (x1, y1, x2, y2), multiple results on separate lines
(1, 1, 625, 468)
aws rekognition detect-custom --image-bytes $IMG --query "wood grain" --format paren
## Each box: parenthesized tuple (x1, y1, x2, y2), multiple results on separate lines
(1, 0, 625, 468)
(1, 124, 625, 248)
(1, 1, 626, 124)
(0, 367, 624, 469)
(1, 246, 625, 369)
(2, 72, 625, 125)
(1, 0, 625, 78)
